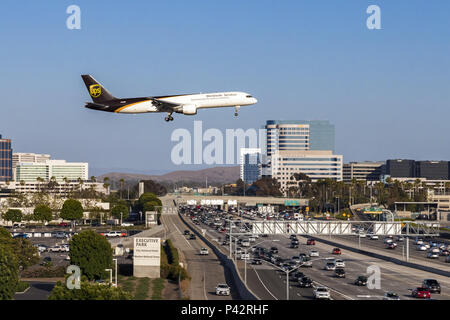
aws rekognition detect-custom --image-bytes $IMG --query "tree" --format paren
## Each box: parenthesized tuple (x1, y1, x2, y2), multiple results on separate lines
(3, 209, 22, 225)
(33, 204, 53, 224)
(0, 244, 19, 300)
(60, 199, 84, 222)
(69, 230, 113, 281)
(48, 280, 131, 300)
(111, 204, 129, 221)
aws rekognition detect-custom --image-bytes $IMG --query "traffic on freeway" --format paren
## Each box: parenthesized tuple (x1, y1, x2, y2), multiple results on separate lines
(178, 204, 450, 300)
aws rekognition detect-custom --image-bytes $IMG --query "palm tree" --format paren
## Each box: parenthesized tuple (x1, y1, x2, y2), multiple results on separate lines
(90, 176, 96, 183)
(120, 178, 125, 199)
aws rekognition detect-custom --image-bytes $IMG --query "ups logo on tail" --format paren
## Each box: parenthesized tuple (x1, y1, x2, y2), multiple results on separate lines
(89, 84, 101, 98)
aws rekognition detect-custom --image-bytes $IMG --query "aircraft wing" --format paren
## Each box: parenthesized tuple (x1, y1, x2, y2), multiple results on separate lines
(150, 98, 181, 112)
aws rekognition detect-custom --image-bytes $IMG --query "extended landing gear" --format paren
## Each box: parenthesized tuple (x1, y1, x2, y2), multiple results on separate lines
(164, 113, 174, 122)
(234, 105, 240, 117)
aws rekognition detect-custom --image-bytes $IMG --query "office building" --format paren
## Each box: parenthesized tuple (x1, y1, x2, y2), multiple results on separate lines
(15, 160, 88, 182)
(271, 150, 343, 193)
(343, 162, 383, 182)
(415, 161, 449, 180)
(240, 148, 262, 185)
(12, 153, 50, 168)
(265, 120, 335, 156)
(0, 135, 13, 182)
(385, 159, 416, 178)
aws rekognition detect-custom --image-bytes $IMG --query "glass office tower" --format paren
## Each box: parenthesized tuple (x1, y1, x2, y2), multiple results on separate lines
(0, 134, 13, 182)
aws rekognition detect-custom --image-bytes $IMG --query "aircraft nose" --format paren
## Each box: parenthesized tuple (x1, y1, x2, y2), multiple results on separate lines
(252, 97, 258, 104)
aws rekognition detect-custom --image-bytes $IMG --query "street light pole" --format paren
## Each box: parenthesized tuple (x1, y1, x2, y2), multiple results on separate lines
(105, 268, 112, 285)
(113, 258, 118, 287)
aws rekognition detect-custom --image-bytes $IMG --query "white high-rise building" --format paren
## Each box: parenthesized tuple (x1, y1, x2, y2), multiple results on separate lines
(12, 153, 50, 168)
(15, 160, 88, 182)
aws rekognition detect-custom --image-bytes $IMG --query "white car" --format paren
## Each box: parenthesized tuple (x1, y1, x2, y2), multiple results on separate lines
(241, 240, 250, 247)
(48, 245, 63, 252)
(309, 250, 319, 257)
(121, 222, 134, 227)
(215, 284, 230, 296)
(199, 248, 209, 255)
(368, 234, 379, 240)
(427, 252, 439, 259)
(430, 247, 440, 254)
(335, 259, 345, 268)
(415, 239, 424, 245)
(417, 245, 427, 251)
(324, 262, 336, 271)
(358, 232, 366, 238)
(314, 287, 331, 300)
(35, 244, 48, 253)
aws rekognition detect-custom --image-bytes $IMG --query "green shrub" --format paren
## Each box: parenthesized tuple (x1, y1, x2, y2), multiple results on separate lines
(16, 281, 30, 293)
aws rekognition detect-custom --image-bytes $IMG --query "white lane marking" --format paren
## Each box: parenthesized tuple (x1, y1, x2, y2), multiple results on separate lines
(251, 266, 278, 300)
(203, 271, 208, 300)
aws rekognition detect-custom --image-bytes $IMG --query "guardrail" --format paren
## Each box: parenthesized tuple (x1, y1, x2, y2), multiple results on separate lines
(177, 210, 258, 300)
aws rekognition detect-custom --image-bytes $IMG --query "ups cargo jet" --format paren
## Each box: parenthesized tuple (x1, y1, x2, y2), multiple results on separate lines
(81, 75, 257, 122)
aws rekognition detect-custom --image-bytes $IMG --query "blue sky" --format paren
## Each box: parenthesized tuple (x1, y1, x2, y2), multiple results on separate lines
(0, 1, 449, 175)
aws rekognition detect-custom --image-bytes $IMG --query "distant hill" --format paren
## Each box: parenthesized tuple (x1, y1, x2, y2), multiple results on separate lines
(97, 166, 240, 188)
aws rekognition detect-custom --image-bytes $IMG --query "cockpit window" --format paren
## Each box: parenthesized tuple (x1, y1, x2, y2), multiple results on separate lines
(246, 95, 252, 98)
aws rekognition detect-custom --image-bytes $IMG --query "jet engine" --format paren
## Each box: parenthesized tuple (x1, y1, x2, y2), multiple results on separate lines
(181, 104, 198, 115)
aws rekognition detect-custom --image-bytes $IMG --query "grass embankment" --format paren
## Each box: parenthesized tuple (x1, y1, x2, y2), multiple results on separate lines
(151, 278, 164, 300)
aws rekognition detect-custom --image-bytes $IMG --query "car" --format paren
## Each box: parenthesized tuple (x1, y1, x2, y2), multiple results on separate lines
(324, 262, 336, 271)
(314, 287, 331, 300)
(309, 250, 319, 257)
(251, 259, 262, 265)
(414, 238, 424, 245)
(64, 255, 71, 261)
(121, 222, 134, 227)
(290, 235, 297, 240)
(440, 249, 449, 256)
(358, 231, 366, 238)
(40, 256, 52, 266)
(300, 256, 313, 268)
(427, 252, 439, 259)
(332, 248, 342, 255)
(368, 234, 379, 240)
(383, 292, 400, 300)
(354, 276, 368, 286)
(334, 268, 346, 278)
(102, 231, 125, 237)
(306, 239, 315, 245)
(412, 287, 431, 299)
(12, 223, 26, 228)
(189, 234, 196, 240)
(430, 247, 440, 254)
(422, 279, 441, 294)
(270, 247, 278, 254)
(298, 276, 313, 288)
(199, 248, 209, 255)
(386, 243, 397, 249)
(291, 239, 299, 245)
(13, 233, 29, 239)
(55, 231, 70, 238)
(292, 271, 305, 280)
(215, 284, 230, 296)
(334, 259, 345, 268)
(91, 221, 100, 227)
(35, 244, 48, 253)
(289, 243, 299, 249)
(417, 244, 427, 251)
(58, 222, 69, 227)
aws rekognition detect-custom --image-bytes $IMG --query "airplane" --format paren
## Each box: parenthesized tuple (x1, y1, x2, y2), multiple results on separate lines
(81, 75, 258, 122)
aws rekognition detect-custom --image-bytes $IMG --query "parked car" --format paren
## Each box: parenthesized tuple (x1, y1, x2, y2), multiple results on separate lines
(422, 279, 441, 294)
(58, 222, 69, 227)
(354, 276, 368, 286)
(412, 287, 431, 299)
(314, 287, 331, 300)
(55, 231, 69, 238)
(383, 292, 400, 300)
(199, 248, 209, 255)
(189, 234, 196, 240)
(121, 222, 134, 227)
(35, 244, 48, 253)
(13, 233, 29, 239)
(215, 284, 230, 296)
(101, 231, 125, 237)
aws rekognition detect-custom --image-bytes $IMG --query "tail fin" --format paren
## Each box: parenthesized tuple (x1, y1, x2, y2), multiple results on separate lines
(81, 75, 117, 103)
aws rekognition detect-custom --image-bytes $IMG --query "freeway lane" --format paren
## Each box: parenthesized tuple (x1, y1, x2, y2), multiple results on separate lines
(339, 235, 449, 267)
(160, 212, 235, 300)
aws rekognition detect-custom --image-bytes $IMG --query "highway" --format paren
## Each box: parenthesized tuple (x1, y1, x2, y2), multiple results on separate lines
(182, 210, 450, 300)
(160, 199, 235, 300)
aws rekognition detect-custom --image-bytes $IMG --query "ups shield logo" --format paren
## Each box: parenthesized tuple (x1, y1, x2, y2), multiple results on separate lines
(89, 84, 101, 98)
